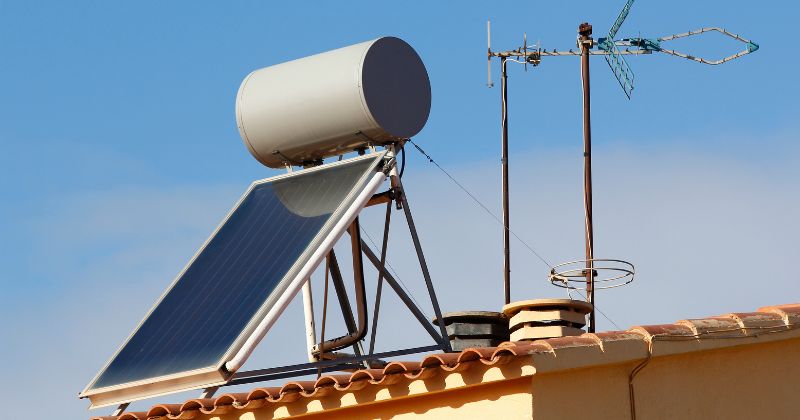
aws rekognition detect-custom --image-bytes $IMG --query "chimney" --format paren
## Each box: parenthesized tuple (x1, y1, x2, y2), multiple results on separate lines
(502, 299, 592, 341)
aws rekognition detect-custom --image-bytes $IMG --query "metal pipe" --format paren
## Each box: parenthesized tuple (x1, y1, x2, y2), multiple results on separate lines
(301, 279, 317, 362)
(226, 345, 440, 387)
(328, 250, 358, 336)
(500, 56, 511, 305)
(366, 190, 393, 207)
(312, 223, 369, 356)
(579, 22, 596, 333)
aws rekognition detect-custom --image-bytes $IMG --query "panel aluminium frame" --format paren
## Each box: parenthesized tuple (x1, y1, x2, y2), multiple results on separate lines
(81, 152, 390, 409)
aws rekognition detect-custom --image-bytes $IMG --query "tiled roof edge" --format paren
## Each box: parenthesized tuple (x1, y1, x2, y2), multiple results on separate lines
(93, 302, 800, 420)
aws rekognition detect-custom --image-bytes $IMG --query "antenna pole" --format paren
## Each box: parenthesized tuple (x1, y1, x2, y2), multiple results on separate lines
(500, 56, 511, 305)
(578, 22, 596, 333)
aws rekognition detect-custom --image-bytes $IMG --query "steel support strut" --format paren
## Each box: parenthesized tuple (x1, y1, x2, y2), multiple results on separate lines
(226, 345, 439, 387)
(111, 403, 130, 417)
(368, 201, 392, 354)
(358, 239, 447, 348)
(395, 178, 452, 352)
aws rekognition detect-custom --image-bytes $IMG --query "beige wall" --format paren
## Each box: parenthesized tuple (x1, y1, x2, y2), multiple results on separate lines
(532, 337, 800, 420)
(196, 337, 799, 420)
(205, 361, 533, 420)
(299, 378, 532, 420)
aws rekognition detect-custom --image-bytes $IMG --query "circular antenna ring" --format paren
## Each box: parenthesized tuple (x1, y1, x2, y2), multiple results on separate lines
(548, 259, 635, 290)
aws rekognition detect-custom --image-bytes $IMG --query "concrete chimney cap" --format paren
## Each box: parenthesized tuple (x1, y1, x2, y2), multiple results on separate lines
(502, 299, 593, 317)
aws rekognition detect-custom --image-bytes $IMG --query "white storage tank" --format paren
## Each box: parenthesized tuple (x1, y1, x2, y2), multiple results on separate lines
(236, 37, 431, 168)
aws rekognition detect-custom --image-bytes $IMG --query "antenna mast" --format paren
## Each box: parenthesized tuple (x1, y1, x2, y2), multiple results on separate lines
(488, 20, 512, 305)
(501, 56, 511, 305)
(578, 22, 596, 332)
(486, 0, 758, 331)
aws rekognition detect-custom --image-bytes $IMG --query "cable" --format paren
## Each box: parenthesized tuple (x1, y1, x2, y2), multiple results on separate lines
(360, 226, 431, 320)
(317, 256, 330, 378)
(407, 139, 626, 331)
(568, 287, 623, 331)
(407, 139, 554, 269)
(399, 145, 406, 179)
(627, 323, 799, 420)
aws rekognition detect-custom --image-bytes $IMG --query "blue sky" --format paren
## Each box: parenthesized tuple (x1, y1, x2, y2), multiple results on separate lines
(1, 1, 797, 418)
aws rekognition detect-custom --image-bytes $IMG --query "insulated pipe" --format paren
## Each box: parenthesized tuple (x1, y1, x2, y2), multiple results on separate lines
(301, 279, 317, 362)
(312, 220, 369, 355)
(224, 169, 387, 373)
(327, 250, 359, 338)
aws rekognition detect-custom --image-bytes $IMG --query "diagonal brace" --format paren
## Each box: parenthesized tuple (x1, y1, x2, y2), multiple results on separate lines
(358, 239, 447, 349)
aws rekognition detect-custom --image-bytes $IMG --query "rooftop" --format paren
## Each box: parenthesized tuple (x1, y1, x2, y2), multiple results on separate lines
(93, 302, 800, 420)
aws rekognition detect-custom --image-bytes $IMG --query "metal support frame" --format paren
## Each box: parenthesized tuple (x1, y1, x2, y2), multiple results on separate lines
(359, 238, 447, 348)
(204, 180, 447, 393)
(225, 345, 439, 387)
(221, 151, 446, 385)
(112, 403, 130, 416)
(212, 181, 450, 390)
(199, 386, 219, 399)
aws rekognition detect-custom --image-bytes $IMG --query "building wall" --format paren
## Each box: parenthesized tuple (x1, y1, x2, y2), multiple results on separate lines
(206, 362, 533, 420)
(195, 337, 798, 420)
(531, 337, 800, 420)
(302, 378, 532, 420)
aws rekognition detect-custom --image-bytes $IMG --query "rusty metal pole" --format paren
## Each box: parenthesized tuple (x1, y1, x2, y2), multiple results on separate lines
(578, 22, 596, 333)
(500, 56, 511, 305)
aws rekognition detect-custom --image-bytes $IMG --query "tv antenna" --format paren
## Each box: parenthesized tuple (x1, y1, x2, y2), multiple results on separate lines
(486, 0, 758, 332)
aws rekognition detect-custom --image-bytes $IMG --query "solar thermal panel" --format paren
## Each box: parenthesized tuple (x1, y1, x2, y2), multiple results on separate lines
(80, 153, 388, 408)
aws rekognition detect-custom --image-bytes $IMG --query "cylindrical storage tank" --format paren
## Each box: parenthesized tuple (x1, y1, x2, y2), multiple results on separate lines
(236, 36, 431, 168)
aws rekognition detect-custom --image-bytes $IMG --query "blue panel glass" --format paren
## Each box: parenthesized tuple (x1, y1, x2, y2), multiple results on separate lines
(89, 156, 381, 390)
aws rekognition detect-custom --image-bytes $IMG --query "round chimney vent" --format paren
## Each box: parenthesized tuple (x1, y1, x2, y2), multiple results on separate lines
(502, 299, 592, 341)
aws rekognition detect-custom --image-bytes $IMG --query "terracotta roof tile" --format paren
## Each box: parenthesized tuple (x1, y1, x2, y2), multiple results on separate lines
(542, 334, 601, 349)
(92, 302, 800, 420)
(677, 316, 745, 337)
(725, 312, 786, 333)
(146, 404, 183, 417)
(630, 322, 695, 338)
(758, 303, 800, 325)
(212, 392, 248, 407)
(117, 413, 146, 420)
